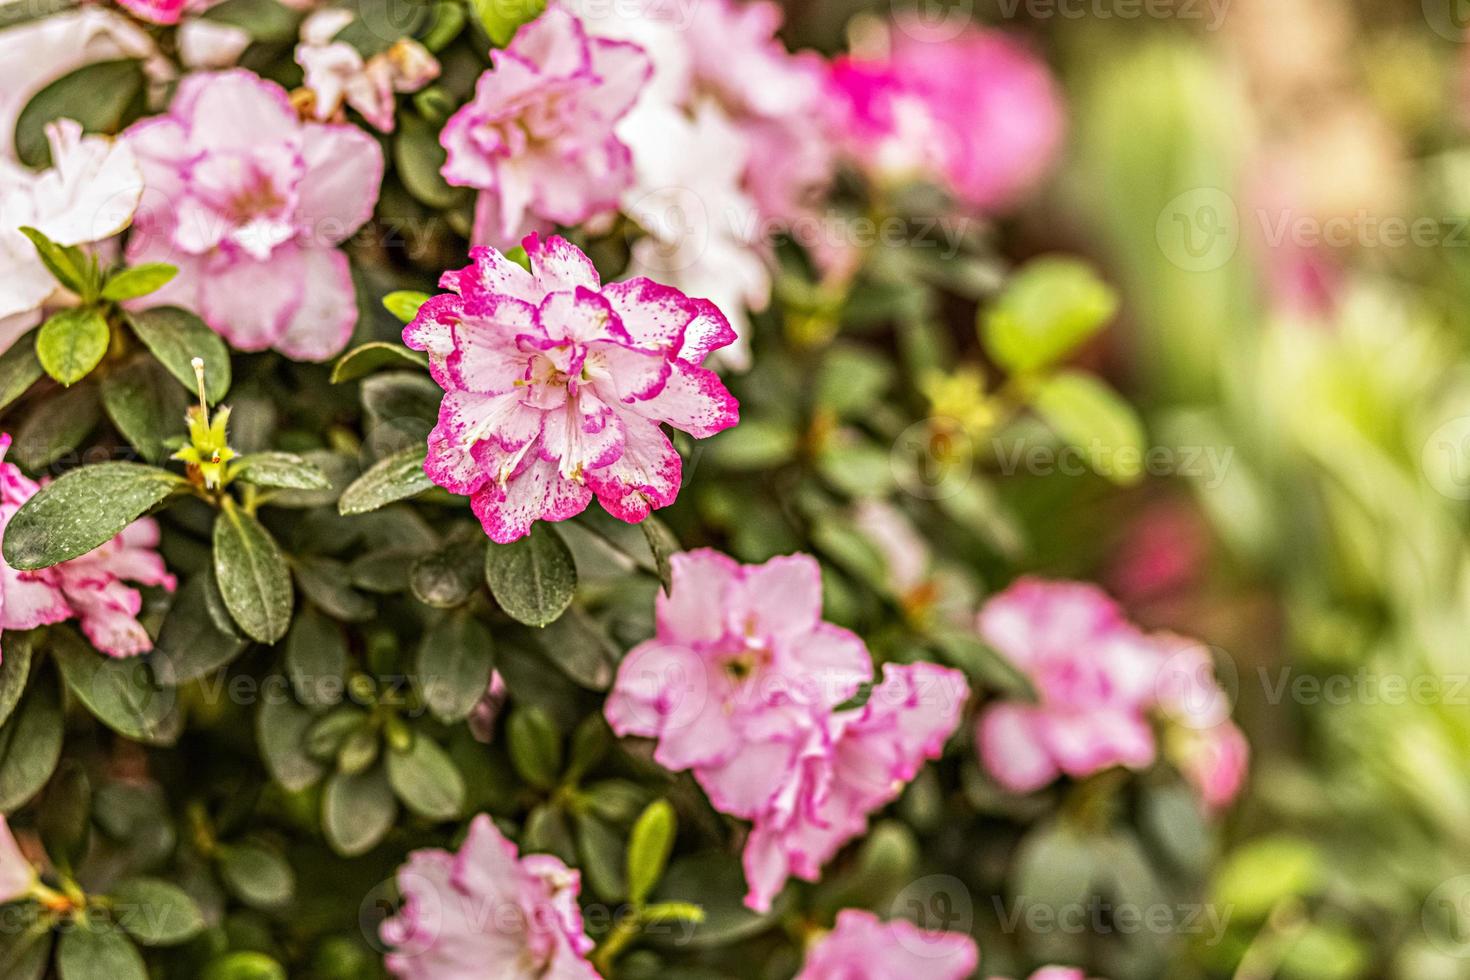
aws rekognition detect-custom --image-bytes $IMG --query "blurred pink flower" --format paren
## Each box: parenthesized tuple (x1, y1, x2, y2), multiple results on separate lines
(993, 969, 1095, 980)
(116, 0, 190, 24)
(830, 25, 1064, 212)
(974, 578, 1162, 794)
(0, 815, 34, 904)
(381, 814, 596, 979)
(0, 434, 175, 657)
(1154, 634, 1248, 809)
(797, 909, 978, 980)
(606, 550, 968, 911)
(468, 671, 507, 743)
(296, 11, 439, 133)
(124, 69, 383, 361)
(440, 6, 650, 248)
(404, 235, 738, 543)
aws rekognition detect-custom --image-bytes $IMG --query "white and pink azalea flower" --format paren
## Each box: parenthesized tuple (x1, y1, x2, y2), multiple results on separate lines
(296, 10, 439, 133)
(404, 234, 739, 543)
(380, 813, 597, 980)
(0, 815, 36, 904)
(123, 69, 383, 361)
(796, 909, 979, 980)
(604, 550, 969, 911)
(0, 434, 175, 657)
(440, 5, 650, 249)
(0, 120, 144, 346)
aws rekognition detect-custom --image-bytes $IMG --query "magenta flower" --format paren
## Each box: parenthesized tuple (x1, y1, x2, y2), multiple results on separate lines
(115, 0, 190, 25)
(404, 234, 739, 543)
(0, 434, 176, 657)
(829, 24, 1064, 212)
(796, 909, 978, 980)
(380, 814, 596, 979)
(604, 550, 968, 911)
(974, 578, 1162, 794)
(440, 6, 651, 248)
(124, 69, 384, 361)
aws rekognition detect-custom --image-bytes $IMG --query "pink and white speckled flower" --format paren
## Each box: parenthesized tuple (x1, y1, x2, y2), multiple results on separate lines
(796, 909, 979, 980)
(380, 814, 597, 980)
(439, 5, 650, 248)
(405, 235, 738, 543)
(124, 69, 384, 361)
(0, 816, 35, 904)
(0, 434, 175, 658)
(605, 550, 968, 912)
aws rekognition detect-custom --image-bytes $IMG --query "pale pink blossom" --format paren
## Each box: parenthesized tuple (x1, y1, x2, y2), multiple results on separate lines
(974, 578, 1162, 794)
(1153, 634, 1248, 809)
(178, 18, 252, 69)
(796, 909, 978, 980)
(381, 814, 597, 979)
(124, 69, 383, 361)
(992, 969, 1096, 980)
(404, 235, 739, 543)
(439, 6, 650, 248)
(830, 24, 1064, 212)
(605, 550, 968, 912)
(296, 11, 439, 133)
(0, 120, 143, 332)
(0, 434, 175, 657)
(0, 816, 35, 904)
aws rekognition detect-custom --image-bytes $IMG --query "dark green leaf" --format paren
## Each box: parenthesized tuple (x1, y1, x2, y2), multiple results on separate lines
(53, 628, 179, 744)
(285, 606, 347, 709)
(150, 574, 248, 685)
(386, 734, 465, 821)
(394, 112, 460, 208)
(101, 264, 177, 302)
(2, 461, 184, 569)
(0, 926, 50, 980)
(574, 811, 626, 901)
(417, 610, 493, 724)
(337, 444, 433, 515)
(231, 451, 333, 491)
(322, 766, 396, 856)
(199, 0, 301, 41)
(361, 371, 440, 427)
(535, 605, 617, 690)
(627, 799, 676, 905)
(56, 921, 147, 980)
(101, 357, 191, 462)
(486, 524, 576, 627)
(110, 877, 205, 946)
(640, 516, 676, 593)
(331, 340, 428, 383)
(0, 335, 43, 413)
(292, 555, 374, 621)
(409, 534, 483, 608)
(0, 667, 63, 811)
(124, 306, 231, 404)
(15, 59, 145, 167)
(506, 705, 561, 790)
(218, 841, 296, 909)
(0, 633, 33, 729)
(9, 381, 99, 470)
(213, 500, 294, 644)
(38, 760, 89, 873)
(257, 695, 326, 792)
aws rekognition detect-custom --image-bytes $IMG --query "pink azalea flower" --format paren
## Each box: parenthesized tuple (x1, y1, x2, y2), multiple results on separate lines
(796, 909, 978, 980)
(0, 815, 36, 904)
(605, 550, 969, 911)
(439, 6, 650, 248)
(115, 0, 191, 25)
(0, 434, 176, 658)
(829, 24, 1064, 212)
(124, 69, 383, 361)
(992, 969, 1096, 980)
(974, 578, 1162, 795)
(296, 10, 439, 133)
(380, 813, 596, 979)
(404, 234, 739, 543)
(1154, 634, 1248, 809)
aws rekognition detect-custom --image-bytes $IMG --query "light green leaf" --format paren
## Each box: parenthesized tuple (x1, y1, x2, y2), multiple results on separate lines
(627, 799, 676, 905)
(17, 226, 85, 295)
(2, 462, 185, 569)
(213, 500, 294, 644)
(218, 842, 296, 910)
(485, 524, 576, 627)
(101, 263, 177, 302)
(37, 307, 109, 385)
(982, 256, 1118, 374)
(381, 292, 431, 324)
(469, 0, 544, 46)
(1030, 371, 1147, 485)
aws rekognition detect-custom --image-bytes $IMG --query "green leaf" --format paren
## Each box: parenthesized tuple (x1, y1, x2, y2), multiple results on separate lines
(56, 921, 147, 980)
(110, 877, 205, 946)
(470, 0, 544, 46)
(15, 59, 145, 167)
(485, 524, 576, 627)
(101, 358, 191, 463)
(2, 461, 184, 569)
(213, 500, 294, 644)
(386, 734, 466, 821)
(125, 306, 231, 404)
(0, 634, 33, 729)
(0, 335, 43, 413)
(395, 112, 461, 208)
(293, 555, 374, 622)
(101, 264, 177, 302)
(1213, 835, 1321, 921)
(417, 611, 494, 724)
(706, 418, 798, 470)
(982, 256, 1118, 374)
(361, 371, 441, 427)
(641, 902, 706, 925)
(17, 226, 85, 295)
(0, 667, 63, 811)
(640, 516, 676, 593)
(331, 340, 428, 383)
(506, 705, 562, 790)
(37, 306, 109, 385)
(381, 292, 431, 324)
(409, 534, 483, 608)
(53, 628, 179, 744)
(218, 841, 296, 910)
(257, 695, 325, 792)
(1030, 371, 1147, 485)
(535, 605, 617, 690)
(199, 0, 301, 41)
(322, 766, 396, 856)
(337, 444, 434, 515)
(150, 574, 247, 685)
(39, 761, 89, 873)
(285, 606, 348, 709)
(231, 451, 333, 491)
(0, 926, 50, 980)
(627, 799, 676, 905)
(10, 381, 99, 470)
(202, 953, 288, 980)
